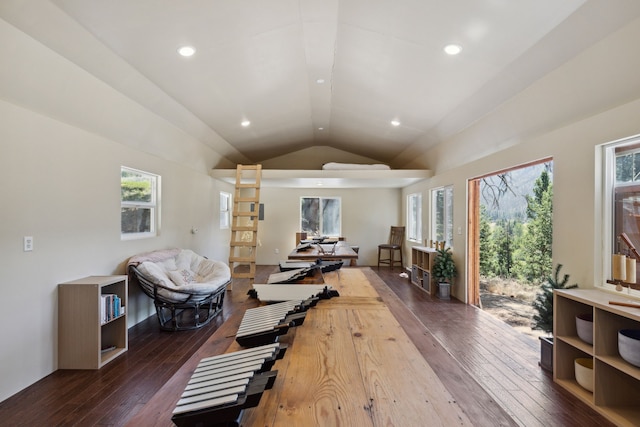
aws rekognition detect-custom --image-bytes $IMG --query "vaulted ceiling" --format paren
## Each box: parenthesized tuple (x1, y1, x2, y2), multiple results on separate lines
(4, 1, 640, 167)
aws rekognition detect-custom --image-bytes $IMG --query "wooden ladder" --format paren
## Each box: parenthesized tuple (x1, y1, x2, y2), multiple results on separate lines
(229, 164, 262, 287)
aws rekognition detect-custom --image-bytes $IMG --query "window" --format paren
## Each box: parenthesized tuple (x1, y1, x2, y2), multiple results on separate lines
(300, 197, 341, 237)
(431, 185, 453, 248)
(600, 135, 640, 295)
(121, 167, 160, 239)
(407, 193, 422, 242)
(220, 191, 231, 229)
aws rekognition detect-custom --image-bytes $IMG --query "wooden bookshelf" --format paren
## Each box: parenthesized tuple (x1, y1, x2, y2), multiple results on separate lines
(410, 246, 437, 294)
(554, 289, 640, 426)
(58, 275, 128, 369)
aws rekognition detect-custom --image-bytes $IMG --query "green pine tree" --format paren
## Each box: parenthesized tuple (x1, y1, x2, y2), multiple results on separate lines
(532, 264, 577, 334)
(493, 219, 515, 277)
(520, 170, 553, 284)
(432, 247, 457, 283)
(479, 205, 495, 276)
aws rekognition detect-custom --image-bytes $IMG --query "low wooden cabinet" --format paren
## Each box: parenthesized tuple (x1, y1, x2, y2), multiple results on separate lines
(554, 289, 640, 426)
(58, 275, 128, 369)
(410, 246, 437, 294)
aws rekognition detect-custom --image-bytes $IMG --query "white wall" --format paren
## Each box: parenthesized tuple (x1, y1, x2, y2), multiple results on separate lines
(254, 187, 401, 266)
(0, 98, 235, 403)
(0, 19, 235, 402)
(402, 16, 640, 302)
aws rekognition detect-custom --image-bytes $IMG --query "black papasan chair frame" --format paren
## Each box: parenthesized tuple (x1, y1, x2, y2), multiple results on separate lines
(129, 265, 229, 331)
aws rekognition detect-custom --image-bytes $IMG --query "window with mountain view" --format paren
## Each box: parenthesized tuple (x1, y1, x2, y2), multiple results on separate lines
(479, 163, 553, 284)
(473, 160, 553, 336)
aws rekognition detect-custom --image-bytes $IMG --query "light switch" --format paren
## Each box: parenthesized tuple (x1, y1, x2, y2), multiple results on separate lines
(24, 236, 33, 252)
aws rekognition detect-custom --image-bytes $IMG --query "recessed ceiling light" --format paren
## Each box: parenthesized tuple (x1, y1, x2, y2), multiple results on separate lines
(391, 120, 401, 127)
(316, 78, 325, 84)
(444, 44, 462, 55)
(178, 46, 196, 57)
(318, 127, 324, 131)
(241, 120, 251, 127)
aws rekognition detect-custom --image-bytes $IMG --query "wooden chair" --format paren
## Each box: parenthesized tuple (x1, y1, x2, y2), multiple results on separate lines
(377, 226, 405, 270)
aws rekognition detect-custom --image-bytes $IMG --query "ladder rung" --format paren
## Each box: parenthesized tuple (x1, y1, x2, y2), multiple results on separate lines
(231, 272, 255, 279)
(230, 241, 257, 247)
(235, 197, 259, 203)
(232, 226, 257, 232)
(231, 234, 256, 240)
(237, 183, 260, 189)
(229, 257, 255, 263)
(233, 212, 259, 217)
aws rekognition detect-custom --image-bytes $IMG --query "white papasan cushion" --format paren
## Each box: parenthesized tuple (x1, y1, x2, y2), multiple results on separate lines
(137, 261, 191, 302)
(156, 257, 177, 272)
(136, 250, 230, 302)
(173, 250, 231, 291)
(136, 261, 174, 289)
(195, 258, 231, 286)
(167, 269, 196, 287)
(174, 249, 196, 271)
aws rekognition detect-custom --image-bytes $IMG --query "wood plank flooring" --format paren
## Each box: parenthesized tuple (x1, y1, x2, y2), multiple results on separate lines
(374, 267, 612, 427)
(0, 266, 612, 426)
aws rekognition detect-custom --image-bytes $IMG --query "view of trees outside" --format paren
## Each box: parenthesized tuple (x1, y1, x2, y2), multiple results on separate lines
(480, 150, 640, 335)
(615, 146, 640, 253)
(480, 163, 553, 283)
(121, 168, 154, 234)
(616, 147, 640, 183)
(478, 162, 553, 336)
(300, 197, 341, 237)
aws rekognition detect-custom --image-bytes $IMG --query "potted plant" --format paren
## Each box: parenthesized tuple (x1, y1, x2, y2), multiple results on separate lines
(532, 263, 577, 372)
(432, 247, 457, 300)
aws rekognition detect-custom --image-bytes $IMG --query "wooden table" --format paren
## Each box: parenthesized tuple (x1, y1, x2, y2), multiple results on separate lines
(127, 269, 471, 426)
(287, 240, 358, 262)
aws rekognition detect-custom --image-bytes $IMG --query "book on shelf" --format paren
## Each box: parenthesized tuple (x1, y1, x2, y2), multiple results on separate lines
(100, 294, 124, 324)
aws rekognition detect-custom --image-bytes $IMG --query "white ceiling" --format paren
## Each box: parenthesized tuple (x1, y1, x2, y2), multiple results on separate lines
(4, 1, 640, 167)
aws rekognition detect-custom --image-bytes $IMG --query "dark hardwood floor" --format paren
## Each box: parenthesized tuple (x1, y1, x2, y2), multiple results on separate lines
(373, 268, 611, 427)
(0, 266, 611, 426)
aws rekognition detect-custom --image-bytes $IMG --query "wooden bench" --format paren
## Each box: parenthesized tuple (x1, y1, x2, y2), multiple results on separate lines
(127, 268, 471, 426)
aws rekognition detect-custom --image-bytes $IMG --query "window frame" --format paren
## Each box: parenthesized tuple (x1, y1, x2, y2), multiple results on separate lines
(120, 166, 160, 240)
(431, 185, 453, 248)
(300, 196, 342, 237)
(407, 192, 422, 243)
(220, 191, 232, 229)
(599, 135, 640, 296)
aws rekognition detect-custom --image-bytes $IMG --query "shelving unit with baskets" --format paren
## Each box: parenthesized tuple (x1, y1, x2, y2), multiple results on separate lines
(58, 275, 128, 369)
(554, 288, 640, 426)
(410, 246, 437, 295)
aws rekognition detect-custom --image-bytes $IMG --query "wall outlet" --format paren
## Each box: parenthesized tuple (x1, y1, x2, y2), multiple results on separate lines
(24, 236, 33, 252)
(274, 248, 279, 254)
